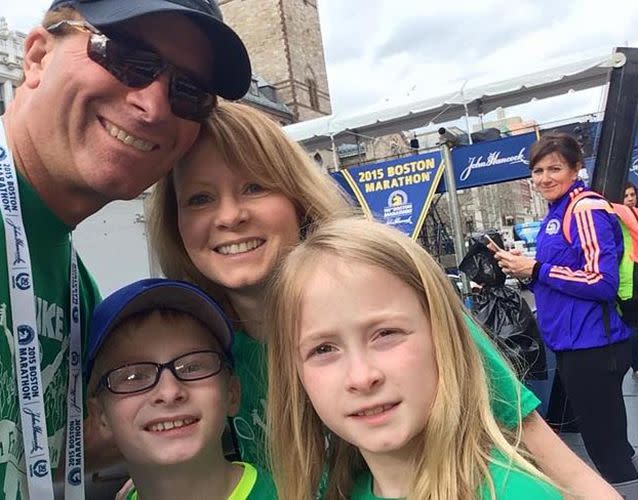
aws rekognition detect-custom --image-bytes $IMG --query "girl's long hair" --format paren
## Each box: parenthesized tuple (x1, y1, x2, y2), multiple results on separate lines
(147, 101, 352, 295)
(266, 216, 554, 500)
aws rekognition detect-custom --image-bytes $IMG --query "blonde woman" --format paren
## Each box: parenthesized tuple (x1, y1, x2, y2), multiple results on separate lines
(266, 217, 561, 499)
(147, 101, 617, 498)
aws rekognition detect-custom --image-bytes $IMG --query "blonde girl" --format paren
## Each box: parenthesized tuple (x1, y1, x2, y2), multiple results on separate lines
(266, 217, 561, 499)
(147, 102, 616, 498)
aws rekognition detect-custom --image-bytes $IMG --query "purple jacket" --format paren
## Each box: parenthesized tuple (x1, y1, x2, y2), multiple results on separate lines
(531, 181, 631, 351)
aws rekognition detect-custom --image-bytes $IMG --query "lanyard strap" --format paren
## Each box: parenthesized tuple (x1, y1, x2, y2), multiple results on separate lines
(65, 244, 84, 499)
(0, 121, 84, 499)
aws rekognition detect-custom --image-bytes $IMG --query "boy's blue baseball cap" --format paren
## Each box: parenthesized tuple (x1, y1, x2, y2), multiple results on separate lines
(87, 278, 234, 380)
(48, 0, 252, 100)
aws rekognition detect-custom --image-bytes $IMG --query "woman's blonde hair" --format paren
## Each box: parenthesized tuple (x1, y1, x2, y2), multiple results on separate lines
(266, 216, 553, 500)
(147, 101, 352, 295)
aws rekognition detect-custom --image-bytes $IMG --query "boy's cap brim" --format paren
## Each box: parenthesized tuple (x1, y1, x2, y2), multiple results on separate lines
(87, 279, 234, 380)
(49, 0, 251, 100)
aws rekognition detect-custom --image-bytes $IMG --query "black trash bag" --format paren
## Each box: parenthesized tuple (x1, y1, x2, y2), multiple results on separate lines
(459, 231, 546, 380)
(459, 232, 506, 287)
(472, 286, 547, 381)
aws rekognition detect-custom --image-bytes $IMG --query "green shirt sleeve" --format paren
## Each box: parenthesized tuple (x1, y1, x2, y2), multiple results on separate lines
(465, 316, 540, 428)
(483, 450, 563, 499)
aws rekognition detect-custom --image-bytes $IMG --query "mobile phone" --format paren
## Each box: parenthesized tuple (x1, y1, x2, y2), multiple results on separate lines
(484, 234, 503, 251)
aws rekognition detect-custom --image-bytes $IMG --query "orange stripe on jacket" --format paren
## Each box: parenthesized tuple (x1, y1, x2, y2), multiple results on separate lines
(574, 209, 601, 274)
(549, 267, 603, 285)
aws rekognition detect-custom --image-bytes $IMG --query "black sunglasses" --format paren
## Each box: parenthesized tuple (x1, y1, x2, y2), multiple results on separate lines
(46, 20, 216, 122)
(97, 349, 229, 395)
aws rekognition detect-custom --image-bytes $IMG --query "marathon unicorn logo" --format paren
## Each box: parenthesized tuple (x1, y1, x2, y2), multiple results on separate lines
(67, 467, 82, 486)
(17, 325, 35, 346)
(545, 219, 561, 235)
(383, 190, 413, 226)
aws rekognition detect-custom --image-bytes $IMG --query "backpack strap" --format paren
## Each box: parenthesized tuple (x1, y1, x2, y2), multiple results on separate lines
(611, 203, 638, 263)
(561, 190, 606, 244)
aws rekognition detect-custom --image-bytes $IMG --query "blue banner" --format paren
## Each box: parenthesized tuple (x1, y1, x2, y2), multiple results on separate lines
(443, 132, 536, 191)
(630, 148, 638, 187)
(583, 147, 638, 187)
(339, 152, 445, 239)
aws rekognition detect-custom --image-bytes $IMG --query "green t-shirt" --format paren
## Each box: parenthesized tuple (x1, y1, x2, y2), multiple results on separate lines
(349, 451, 561, 499)
(231, 331, 268, 467)
(231, 320, 540, 469)
(0, 175, 101, 498)
(126, 461, 276, 500)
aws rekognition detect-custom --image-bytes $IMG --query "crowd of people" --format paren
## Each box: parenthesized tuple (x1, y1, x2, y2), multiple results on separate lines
(0, 0, 636, 498)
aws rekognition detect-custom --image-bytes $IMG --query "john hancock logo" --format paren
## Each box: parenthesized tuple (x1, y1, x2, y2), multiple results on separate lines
(383, 190, 413, 226)
(17, 324, 35, 345)
(6, 219, 26, 266)
(460, 147, 528, 181)
(0, 147, 6, 162)
(23, 407, 44, 454)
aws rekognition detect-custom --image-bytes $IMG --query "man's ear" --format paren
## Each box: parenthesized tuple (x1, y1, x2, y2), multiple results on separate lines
(22, 26, 54, 89)
(227, 374, 241, 417)
(87, 396, 114, 441)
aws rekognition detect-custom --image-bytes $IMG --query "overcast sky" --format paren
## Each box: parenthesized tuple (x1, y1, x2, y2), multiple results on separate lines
(3, 0, 638, 129)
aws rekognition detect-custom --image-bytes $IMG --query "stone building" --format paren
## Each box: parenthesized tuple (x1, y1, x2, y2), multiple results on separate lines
(0, 18, 24, 114)
(220, 0, 331, 122)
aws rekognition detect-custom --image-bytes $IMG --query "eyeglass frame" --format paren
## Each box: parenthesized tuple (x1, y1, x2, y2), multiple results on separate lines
(45, 19, 216, 122)
(96, 349, 231, 395)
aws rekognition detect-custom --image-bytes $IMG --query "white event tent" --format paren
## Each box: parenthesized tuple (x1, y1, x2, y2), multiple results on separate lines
(284, 51, 626, 151)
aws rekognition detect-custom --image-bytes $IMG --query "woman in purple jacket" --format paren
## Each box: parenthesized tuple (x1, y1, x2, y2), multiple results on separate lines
(490, 133, 637, 486)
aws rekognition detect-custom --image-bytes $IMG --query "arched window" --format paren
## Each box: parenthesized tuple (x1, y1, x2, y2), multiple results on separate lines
(306, 78, 319, 111)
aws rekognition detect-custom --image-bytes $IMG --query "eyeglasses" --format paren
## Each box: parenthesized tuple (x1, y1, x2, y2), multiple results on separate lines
(46, 20, 216, 122)
(98, 350, 228, 395)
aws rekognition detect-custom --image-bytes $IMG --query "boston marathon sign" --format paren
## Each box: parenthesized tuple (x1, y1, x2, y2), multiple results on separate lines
(331, 132, 538, 238)
(340, 152, 445, 239)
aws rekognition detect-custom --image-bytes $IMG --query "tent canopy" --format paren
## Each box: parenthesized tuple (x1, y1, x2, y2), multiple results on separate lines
(285, 52, 625, 151)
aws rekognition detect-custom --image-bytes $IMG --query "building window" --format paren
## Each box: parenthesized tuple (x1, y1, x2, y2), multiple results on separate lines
(306, 78, 319, 111)
(465, 218, 475, 233)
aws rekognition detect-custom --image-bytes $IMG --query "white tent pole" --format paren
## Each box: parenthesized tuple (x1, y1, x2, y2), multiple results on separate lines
(331, 135, 340, 172)
(460, 81, 474, 145)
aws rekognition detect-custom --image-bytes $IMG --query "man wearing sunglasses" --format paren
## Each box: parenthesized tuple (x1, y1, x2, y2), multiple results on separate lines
(0, 1, 250, 498)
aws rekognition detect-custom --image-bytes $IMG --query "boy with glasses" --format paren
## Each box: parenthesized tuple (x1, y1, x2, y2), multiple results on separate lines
(86, 279, 276, 499)
(0, 0, 250, 497)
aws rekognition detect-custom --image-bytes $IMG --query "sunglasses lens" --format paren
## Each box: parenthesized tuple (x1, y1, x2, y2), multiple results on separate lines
(88, 34, 214, 122)
(88, 34, 163, 88)
(170, 74, 216, 122)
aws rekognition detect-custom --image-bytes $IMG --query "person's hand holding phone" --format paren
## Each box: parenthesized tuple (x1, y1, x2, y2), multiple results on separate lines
(485, 234, 536, 279)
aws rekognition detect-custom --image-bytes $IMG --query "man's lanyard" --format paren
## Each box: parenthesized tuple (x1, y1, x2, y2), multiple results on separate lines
(0, 121, 84, 499)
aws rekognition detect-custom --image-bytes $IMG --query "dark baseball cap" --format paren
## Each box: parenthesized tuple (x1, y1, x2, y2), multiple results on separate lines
(48, 0, 251, 100)
(86, 278, 234, 380)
